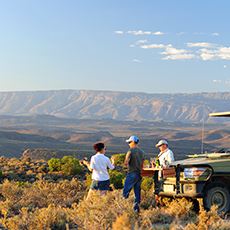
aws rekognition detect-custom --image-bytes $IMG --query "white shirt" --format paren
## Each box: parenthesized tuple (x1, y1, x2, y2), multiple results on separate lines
(90, 153, 114, 181)
(158, 148, 174, 165)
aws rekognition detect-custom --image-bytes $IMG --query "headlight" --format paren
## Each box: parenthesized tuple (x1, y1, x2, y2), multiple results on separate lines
(183, 168, 206, 179)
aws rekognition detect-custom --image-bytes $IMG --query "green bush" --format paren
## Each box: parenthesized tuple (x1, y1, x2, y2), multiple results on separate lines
(113, 153, 125, 165)
(143, 159, 150, 167)
(141, 176, 154, 191)
(109, 170, 126, 189)
(0, 168, 2, 177)
(48, 156, 81, 175)
(48, 158, 62, 172)
(61, 156, 81, 175)
(86, 170, 126, 189)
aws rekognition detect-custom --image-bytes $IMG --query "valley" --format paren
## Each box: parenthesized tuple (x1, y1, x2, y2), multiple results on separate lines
(0, 114, 229, 161)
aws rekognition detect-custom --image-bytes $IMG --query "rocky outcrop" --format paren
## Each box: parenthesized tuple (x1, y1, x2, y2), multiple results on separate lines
(0, 90, 229, 122)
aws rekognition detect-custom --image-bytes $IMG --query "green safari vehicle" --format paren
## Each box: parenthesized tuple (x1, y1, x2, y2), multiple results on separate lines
(154, 111, 230, 213)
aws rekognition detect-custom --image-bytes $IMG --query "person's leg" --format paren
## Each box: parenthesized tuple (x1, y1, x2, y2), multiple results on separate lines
(123, 174, 134, 199)
(133, 174, 142, 212)
(123, 174, 140, 199)
(86, 189, 94, 202)
(100, 190, 108, 195)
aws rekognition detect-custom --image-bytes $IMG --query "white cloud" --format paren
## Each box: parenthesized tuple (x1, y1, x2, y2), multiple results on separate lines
(162, 54, 197, 60)
(136, 40, 147, 44)
(140, 43, 197, 60)
(212, 33, 220, 36)
(114, 31, 123, 34)
(224, 65, 227, 68)
(133, 59, 143, 62)
(177, 32, 185, 35)
(225, 81, 230, 84)
(128, 30, 151, 35)
(200, 53, 216, 60)
(140, 44, 171, 49)
(130, 40, 147, 48)
(123, 30, 230, 61)
(161, 47, 188, 55)
(199, 47, 230, 60)
(152, 31, 164, 35)
(160, 46, 197, 60)
(187, 42, 216, 48)
(213, 80, 221, 82)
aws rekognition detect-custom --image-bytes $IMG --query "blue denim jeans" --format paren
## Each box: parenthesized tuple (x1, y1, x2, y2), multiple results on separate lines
(123, 173, 142, 212)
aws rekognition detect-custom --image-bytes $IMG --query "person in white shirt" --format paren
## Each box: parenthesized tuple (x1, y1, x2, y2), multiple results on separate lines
(83, 142, 115, 202)
(155, 139, 175, 165)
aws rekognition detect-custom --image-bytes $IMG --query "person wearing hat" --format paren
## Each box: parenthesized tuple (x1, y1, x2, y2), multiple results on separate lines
(123, 135, 145, 212)
(155, 139, 175, 165)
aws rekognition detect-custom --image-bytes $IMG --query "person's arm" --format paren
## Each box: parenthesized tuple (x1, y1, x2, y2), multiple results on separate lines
(109, 156, 115, 170)
(124, 150, 131, 166)
(167, 150, 175, 163)
(83, 160, 93, 172)
(124, 157, 130, 166)
(141, 160, 144, 169)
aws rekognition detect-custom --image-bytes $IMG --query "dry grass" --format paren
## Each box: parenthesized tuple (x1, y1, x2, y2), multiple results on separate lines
(1, 157, 230, 229)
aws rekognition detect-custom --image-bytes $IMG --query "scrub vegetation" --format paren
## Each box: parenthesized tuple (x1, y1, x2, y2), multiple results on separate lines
(0, 155, 229, 230)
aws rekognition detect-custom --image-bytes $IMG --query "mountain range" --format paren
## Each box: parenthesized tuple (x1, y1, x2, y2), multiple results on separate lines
(0, 90, 230, 122)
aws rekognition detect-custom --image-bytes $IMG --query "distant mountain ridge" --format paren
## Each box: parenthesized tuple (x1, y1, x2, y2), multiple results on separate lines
(0, 90, 230, 122)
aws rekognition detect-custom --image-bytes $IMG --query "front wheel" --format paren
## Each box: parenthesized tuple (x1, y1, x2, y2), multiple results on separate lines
(203, 182, 230, 214)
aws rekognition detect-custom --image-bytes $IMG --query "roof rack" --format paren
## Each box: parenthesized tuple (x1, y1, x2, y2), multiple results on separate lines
(187, 153, 230, 158)
(209, 111, 230, 117)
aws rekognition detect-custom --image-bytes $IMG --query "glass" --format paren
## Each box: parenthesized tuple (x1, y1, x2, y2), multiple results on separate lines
(150, 157, 155, 167)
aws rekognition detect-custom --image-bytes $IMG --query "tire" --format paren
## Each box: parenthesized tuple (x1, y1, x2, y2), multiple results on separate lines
(203, 182, 230, 214)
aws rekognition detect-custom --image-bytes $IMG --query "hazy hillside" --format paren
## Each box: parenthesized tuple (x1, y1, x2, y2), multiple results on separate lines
(0, 90, 230, 122)
(0, 114, 228, 159)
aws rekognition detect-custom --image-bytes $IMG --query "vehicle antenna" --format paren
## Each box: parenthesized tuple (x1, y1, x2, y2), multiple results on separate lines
(201, 105, 205, 154)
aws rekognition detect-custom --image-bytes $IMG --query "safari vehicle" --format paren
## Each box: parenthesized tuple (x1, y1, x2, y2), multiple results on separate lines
(154, 111, 230, 213)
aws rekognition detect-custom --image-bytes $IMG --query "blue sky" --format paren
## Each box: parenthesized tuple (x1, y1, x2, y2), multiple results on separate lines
(0, 0, 230, 94)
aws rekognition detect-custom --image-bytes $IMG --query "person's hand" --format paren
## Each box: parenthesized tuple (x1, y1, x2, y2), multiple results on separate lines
(111, 156, 115, 164)
(83, 157, 88, 165)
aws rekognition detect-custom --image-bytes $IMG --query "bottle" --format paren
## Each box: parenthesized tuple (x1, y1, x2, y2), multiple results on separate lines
(156, 154, 160, 167)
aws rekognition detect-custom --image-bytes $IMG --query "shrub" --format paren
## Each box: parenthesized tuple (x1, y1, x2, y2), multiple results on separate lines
(143, 159, 150, 168)
(140, 195, 156, 210)
(66, 190, 137, 229)
(109, 170, 126, 189)
(141, 176, 154, 191)
(184, 205, 230, 230)
(48, 156, 81, 175)
(113, 153, 125, 165)
(61, 156, 80, 175)
(86, 174, 92, 188)
(140, 207, 173, 227)
(86, 170, 126, 189)
(1, 205, 68, 230)
(48, 158, 62, 172)
(163, 197, 196, 221)
(0, 168, 2, 177)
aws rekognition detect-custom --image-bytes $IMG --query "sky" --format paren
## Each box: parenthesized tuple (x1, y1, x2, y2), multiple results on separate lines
(0, 0, 230, 94)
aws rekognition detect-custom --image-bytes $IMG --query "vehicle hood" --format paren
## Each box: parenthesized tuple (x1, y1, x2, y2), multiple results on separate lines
(170, 157, 230, 173)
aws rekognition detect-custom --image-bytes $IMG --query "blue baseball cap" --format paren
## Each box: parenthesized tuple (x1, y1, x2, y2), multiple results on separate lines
(126, 135, 139, 142)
